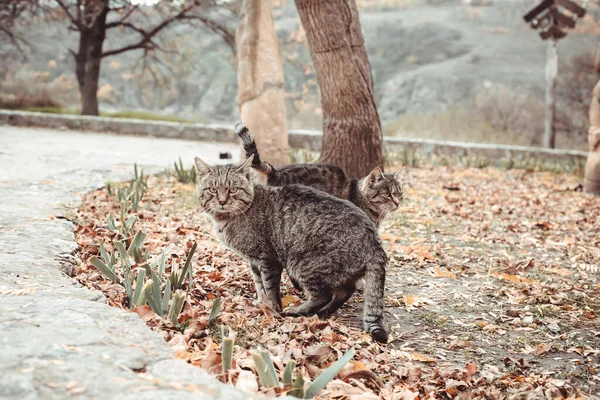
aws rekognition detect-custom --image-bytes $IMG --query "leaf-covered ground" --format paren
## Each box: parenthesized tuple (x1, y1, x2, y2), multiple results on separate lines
(73, 164, 600, 399)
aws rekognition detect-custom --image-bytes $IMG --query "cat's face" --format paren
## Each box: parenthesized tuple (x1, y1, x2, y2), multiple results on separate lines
(361, 167, 404, 217)
(194, 156, 255, 216)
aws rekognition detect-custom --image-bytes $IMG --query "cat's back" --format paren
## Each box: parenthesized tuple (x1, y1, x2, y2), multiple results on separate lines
(269, 164, 350, 199)
(273, 184, 375, 231)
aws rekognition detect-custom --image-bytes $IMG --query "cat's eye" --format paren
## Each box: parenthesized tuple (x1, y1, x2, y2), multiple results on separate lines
(229, 188, 238, 194)
(208, 187, 217, 194)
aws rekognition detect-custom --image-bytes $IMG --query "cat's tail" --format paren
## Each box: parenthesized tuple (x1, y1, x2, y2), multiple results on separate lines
(234, 121, 274, 176)
(363, 253, 388, 343)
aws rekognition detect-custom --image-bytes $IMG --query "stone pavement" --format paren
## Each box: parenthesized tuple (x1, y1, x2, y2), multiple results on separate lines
(0, 126, 256, 399)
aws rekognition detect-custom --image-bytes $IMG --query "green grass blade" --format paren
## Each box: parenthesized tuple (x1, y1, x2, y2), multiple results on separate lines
(167, 289, 186, 325)
(151, 278, 162, 316)
(304, 349, 355, 399)
(283, 360, 296, 388)
(145, 281, 162, 316)
(162, 279, 172, 315)
(131, 268, 146, 307)
(143, 263, 162, 285)
(135, 280, 152, 307)
(127, 231, 146, 255)
(99, 242, 110, 265)
(124, 271, 132, 305)
(288, 372, 305, 398)
(208, 297, 222, 323)
(114, 241, 130, 267)
(90, 256, 120, 284)
(252, 352, 278, 388)
(107, 215, 116, 231)
(260, 351, 279, 388)
(222, 337, 234, 373)
(176, 242, 197, 288)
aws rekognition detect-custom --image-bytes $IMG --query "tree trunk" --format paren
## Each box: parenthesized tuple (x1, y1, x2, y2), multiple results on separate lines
(236, 0, 289, 167)
(543, 39, 558, 148)
(75, 4, 108, 116)
(584, 80, 600, 195)
(295, 0, 382, 179)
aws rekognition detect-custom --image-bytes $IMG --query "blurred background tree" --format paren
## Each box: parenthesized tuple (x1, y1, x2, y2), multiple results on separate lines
(1, 0, 598, 153)
(295, 0, 383, 178)
(50, 0, 236, 116)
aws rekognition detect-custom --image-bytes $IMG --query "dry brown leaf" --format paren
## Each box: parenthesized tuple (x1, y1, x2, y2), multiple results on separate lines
(132, 305, 154, 322)
(431, 268, 456, 279)
(465, 360, 477, 377)
(305, 345, 332, 363)
(65, 380, 79, 390)
(201, 351, 222, 375)
(70, 386, 88, 395)
(412, 352, 436, 363)
(281, 294, 301, 308)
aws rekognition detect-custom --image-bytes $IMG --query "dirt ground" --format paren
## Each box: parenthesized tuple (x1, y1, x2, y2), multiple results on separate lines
(74, 163, 600, 399)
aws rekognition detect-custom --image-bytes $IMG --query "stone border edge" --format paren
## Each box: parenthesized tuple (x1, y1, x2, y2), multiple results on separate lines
(1, 110, 587, 162)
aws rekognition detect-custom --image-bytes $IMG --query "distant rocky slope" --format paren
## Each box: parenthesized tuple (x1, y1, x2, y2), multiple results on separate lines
(1, 0, 597, 147)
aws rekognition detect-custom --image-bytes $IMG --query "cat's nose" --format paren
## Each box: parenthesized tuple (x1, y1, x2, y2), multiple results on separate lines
(218, 199, 227, 206)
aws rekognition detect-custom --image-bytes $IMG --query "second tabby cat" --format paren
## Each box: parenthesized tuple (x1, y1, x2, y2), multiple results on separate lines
(234, 122, 403, 227)
(195, 155, 389, 343)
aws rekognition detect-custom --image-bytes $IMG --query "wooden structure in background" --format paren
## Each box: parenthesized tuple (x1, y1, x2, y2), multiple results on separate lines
(523, 0, 586, 149)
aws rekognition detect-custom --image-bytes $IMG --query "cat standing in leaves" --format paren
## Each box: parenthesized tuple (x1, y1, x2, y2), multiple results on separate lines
(234, 121, 404, 227)
(194, 155, 389, 343)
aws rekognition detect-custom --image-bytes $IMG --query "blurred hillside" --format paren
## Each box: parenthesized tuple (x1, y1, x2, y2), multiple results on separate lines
(0, 0, 598, 148)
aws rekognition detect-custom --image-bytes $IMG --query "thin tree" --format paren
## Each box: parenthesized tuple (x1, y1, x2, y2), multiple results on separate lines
(53, 0, 235, 116)
(294, 0, 382, 179)
(0, 0, 38, 54)
(236, 0, 289, 166)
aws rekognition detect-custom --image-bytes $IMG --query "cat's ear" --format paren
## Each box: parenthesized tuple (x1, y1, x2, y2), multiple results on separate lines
(392, 167, 405, 183)
(235, 155, 254, 174)
(194, 157, 214, 177)
(367, 167, 384, 185)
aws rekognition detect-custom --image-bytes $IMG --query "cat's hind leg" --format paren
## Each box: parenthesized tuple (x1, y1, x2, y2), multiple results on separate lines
(283, 291, 332, 317)
(316, 285, 355, 318)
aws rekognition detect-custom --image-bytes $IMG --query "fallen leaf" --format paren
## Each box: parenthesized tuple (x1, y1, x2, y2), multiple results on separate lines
(133, 305, 154, 322)
(305, 345, 332, 363)
(412, 352, 436, 363)
(431, 268, 456, 279)
(281, 294, 301, 308)
(465, 360, 477, 377)
(65, 380, 79, 390)
(202, 351, 222, 375)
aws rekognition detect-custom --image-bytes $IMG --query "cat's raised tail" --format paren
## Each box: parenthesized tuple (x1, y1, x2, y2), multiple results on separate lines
(234, 121, 274, 176)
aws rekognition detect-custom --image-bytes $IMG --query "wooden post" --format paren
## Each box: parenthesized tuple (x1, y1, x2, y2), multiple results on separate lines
(543, 39, 558, 148)
(236, 0, 290, 167)
(584, 78, 600, 195)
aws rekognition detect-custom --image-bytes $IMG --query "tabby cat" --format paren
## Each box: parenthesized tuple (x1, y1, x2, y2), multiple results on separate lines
(195, 155, 389, 343)
(234, 122, 403, 227)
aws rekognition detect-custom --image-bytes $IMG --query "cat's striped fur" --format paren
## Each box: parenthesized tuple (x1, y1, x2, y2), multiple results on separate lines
(195, 156, 389, 343)
(234, 121, 403, 228)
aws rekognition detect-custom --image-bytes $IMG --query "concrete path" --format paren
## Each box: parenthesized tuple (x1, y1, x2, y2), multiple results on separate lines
(0, 126, 253, 399)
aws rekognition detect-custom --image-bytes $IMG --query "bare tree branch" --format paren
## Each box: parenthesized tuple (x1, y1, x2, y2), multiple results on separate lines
(54, 0, 81, 29)
(185, 14, 235, 51)
(101, 3, 196, 58)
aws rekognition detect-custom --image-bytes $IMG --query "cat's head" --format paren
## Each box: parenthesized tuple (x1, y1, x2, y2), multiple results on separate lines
(194, 155, 255, 217)
(360, 167, 404, 215)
